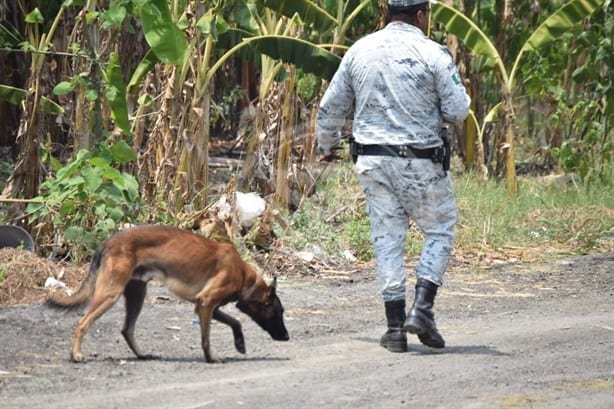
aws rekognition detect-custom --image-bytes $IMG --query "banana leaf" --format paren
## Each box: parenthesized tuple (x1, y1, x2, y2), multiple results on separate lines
(139, 0, 187, 66)
(105, 52, 131, 136)
(0, 84, 64, 115)
(215, 32, 341, 81)
(431, 2, 502, 64)
(244, 35, 341, 80)
(262, 0, 337, 29)
(127, 50, 158, 94)
(523, 0, 604, 52)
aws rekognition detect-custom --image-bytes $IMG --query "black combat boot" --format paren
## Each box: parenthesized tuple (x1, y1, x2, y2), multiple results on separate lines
(404, 278, 445, 348)
(380, 299, 408, 353)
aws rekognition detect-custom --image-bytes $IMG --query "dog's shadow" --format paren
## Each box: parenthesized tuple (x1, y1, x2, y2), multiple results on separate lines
(101, 355, 290, 364)
(353, 337, 508, 356)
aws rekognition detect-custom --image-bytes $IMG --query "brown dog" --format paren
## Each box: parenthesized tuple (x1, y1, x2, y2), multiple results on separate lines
(45, 225, 289, 363)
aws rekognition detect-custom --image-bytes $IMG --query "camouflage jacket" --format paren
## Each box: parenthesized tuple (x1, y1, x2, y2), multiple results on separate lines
(317, 21, 471, 156)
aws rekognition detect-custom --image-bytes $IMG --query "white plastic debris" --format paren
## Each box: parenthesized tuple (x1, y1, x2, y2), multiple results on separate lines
(342, 250, 357, 262)
(213, 191, 266, 227)
(44, 277, 66, 289)
(235, 191, 266, 227)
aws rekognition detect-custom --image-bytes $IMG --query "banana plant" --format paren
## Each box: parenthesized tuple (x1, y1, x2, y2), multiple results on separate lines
(3, 4, 69, 200)
(432, 0, 605, 195)
(0, 85, 63, 115)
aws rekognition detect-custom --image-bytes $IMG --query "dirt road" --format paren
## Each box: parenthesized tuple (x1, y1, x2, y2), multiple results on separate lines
(1, 252, 612, 409)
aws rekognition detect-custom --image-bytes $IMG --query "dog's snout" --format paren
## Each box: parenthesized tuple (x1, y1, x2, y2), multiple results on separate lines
(269, 325, 289, 341)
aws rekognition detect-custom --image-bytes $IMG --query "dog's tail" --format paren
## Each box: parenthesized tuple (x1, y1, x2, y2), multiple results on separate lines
(45, 243, 105, 310)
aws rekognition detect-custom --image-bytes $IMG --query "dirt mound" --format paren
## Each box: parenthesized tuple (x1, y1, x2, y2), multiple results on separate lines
(0, 248, 86, 307)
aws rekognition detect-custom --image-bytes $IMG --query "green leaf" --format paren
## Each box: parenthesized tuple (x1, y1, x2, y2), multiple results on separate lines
(99, 183, 125, 203)
(59, 200, 77, 218)
(523, 0, 604, 52)
(25, 201, 45, 215)
(64, 175, 85, 187)
(105, 52, 131, 135)
(0, 85, 64, 115)
(53, 81, 75, 96)
(81, 166, 103, 193)
(230, 1, 259, 31)
(56, 153, 88, 180)
(102, 167, 123, 185)
(88, 156, 111, 169)
(139, 0, 187, 66)
(25, 8, 44, 24)
(85, 11, 99, 24)
(245, 35, 341, 80)
(196, 10, 216, 36)
(196, 10, 229, 38)
(50, 155, 62, 172)
(431, 3, 504, 69)
(85, 89, 98, 101)
(262, 0, 336, 30)
(107, 207, 125, 222)
(0, 85, 26, 105)
(127, 50, 158, 93)
(121, 172, 140, 201)
(509, 0, 605, 88)
(109, 140, 136, 164)
(102, 4, 127, 29)
(64, 226, 85, 242)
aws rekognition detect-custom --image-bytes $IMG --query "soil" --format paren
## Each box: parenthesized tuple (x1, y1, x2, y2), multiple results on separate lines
(0, 248, 612, 409)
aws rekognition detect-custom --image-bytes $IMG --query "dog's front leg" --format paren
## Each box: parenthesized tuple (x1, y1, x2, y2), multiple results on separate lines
(213, 309, 245, 354)
(195, 302, 218, 363)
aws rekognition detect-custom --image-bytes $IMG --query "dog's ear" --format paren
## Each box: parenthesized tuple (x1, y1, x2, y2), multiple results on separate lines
(269, 276, 277, 297)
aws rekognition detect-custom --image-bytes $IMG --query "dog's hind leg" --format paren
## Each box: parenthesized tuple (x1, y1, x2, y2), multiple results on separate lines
(71, 287, 123, 362)
(121, 280, 155, 359)
(195, 301, 218, 363)
(213, 309, 245, 354)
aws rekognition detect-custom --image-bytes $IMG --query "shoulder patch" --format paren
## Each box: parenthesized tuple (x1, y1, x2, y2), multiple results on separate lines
(451, 72, 461, 85)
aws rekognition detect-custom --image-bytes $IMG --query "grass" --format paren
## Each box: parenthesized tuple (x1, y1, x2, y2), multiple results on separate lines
(0, 267, 6, 286)
(283, 160, 613, 263)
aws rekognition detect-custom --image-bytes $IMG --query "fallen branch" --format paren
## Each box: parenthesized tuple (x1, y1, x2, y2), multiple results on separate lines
(0, 197, 43, 203)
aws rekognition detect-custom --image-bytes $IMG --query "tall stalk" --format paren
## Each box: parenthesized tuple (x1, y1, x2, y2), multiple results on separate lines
(5, 4, 67, 200)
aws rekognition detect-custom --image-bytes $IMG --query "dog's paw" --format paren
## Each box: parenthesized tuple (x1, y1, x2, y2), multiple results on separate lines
(70, 352, 85, 363)
(235, 339, 246, 354)
(204, 353, 223, 363)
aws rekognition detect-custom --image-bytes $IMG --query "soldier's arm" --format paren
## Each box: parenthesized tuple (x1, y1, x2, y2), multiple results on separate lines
(434, 46, 471, 124)
(316, 58, 355, 156)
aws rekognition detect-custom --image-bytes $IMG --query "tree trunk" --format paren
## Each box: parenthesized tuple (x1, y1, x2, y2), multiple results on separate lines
(275, 66, 296, 207)
(502, 96, 518, 196)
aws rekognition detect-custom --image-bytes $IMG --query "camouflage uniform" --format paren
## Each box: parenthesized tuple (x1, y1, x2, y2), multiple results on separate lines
(317, 21, 470, 302)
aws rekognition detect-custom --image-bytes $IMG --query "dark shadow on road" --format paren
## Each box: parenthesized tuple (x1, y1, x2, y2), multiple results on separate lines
(407, 344, 508, 356)
(99, 355, 291, 364)
(352, 336, 507, 356)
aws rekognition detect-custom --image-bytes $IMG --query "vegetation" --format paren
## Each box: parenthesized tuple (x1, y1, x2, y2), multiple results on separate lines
(287, 157, 613, 263)
(0, 0, 611, 263)
(25, 141, 141, 260)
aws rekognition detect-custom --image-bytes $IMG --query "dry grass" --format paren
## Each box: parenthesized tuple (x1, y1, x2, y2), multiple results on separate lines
(0, 248, 86, 307)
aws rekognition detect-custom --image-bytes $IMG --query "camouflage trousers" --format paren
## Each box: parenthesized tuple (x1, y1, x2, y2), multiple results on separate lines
(356, 156, 456, 302)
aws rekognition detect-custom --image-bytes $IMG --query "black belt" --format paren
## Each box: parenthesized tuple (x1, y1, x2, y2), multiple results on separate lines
(352, 142, 439, 160)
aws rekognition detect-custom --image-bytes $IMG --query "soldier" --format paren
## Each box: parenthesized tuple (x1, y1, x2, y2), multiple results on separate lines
(316, 0, 470, 352)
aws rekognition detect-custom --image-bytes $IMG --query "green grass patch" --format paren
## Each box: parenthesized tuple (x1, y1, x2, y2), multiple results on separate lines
(284, 162, 613, 262)
(0, 267, 6, 286)
(455, 173, 613, 255)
